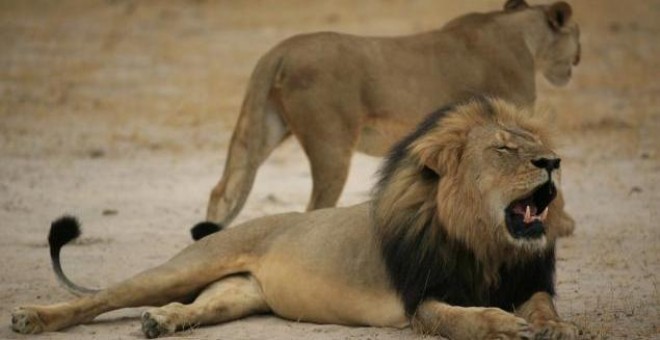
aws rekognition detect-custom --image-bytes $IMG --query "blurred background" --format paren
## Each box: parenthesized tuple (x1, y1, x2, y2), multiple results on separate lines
(0, 1, 658, 339)
(1, 0, 656, 156)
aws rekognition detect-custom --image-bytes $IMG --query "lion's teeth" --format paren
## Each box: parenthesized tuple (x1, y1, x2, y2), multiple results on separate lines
(540, 207, 549, 221)
(524, 205, 531, 223)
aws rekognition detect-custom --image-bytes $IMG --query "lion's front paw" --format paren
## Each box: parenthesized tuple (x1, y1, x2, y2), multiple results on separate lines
(141, 310, 176, 339)
(471, 308, 533, 340)
(11, 307, 45, 334)
(533, 319, 579, 340)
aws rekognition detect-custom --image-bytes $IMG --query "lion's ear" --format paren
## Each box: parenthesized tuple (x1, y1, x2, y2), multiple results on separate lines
(503, 0, 529, 11)
(546, 1, 572, 31)
(412, 134, 464, 177)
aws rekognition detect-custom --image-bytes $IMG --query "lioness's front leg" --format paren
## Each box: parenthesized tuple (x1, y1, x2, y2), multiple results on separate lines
(412, 300, 533, 340)
(516, 292, 578, 339)
(553, 191, 576, 237)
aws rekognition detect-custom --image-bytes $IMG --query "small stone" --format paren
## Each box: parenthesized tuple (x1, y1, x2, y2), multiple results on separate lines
(88, 149, 105, 158)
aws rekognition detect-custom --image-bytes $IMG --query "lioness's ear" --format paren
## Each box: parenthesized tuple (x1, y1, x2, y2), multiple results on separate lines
(546, 1, 572, 31)
(503, 0, 529, 11)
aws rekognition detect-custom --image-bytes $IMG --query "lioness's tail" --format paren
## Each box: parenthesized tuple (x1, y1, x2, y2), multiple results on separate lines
(204, 49, 290, 234)
(48, 216, 100, 296)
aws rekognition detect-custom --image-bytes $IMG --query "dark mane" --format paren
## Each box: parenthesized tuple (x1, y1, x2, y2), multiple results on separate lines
(372, 100, 555, 316)
(374, 106, 450, 188)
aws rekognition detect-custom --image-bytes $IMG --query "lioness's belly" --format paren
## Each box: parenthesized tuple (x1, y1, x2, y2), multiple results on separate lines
(251, 204, 408, 328)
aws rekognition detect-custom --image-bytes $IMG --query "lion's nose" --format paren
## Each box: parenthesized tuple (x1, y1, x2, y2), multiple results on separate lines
(531, 157, 561, 171)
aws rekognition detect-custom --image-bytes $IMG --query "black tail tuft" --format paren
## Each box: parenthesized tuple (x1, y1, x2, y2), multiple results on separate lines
(48, 215, 99, 295)
(49, 216, 81, 255)
(190, 221, 224, 241)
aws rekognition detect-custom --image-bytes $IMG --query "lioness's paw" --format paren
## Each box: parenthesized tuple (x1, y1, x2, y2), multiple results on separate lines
(476, 308, 533, 340)
(141, 310, 176, 339)
(533, 319, 579, 340)
(556, 212, 576, 237)
(11, 307, 45, 334)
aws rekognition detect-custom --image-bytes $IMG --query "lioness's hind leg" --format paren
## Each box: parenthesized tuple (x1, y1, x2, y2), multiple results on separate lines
(141, 274, 268, 338)
(206, 98, 290, 228)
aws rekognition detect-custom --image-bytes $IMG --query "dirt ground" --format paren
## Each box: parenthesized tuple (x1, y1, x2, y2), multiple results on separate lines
(0, 0, 658, 339)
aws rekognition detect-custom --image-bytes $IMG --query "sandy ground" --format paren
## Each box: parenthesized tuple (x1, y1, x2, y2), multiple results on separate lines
(0, 0, 658, 339)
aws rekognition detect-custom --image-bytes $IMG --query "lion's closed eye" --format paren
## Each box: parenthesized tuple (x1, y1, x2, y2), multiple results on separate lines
(495, 145, 518, 153)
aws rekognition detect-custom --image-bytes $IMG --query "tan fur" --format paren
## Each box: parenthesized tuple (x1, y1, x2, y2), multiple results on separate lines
(12, 97, 576, 339)
(206, 0, 580, 239)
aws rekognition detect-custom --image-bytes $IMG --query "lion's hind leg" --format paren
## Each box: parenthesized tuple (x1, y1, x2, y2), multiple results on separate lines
(12, 295, 111, 334)
(412, 300, 533, 340)
(141, 274, 269, 338)
(12, 247, 252, 334)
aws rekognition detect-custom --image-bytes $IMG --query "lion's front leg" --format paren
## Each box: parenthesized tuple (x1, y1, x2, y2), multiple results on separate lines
(515, 292, 579, 339)
(411, 300, 533, 340)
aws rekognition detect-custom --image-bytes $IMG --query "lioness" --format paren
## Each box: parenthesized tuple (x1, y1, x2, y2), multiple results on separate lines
(13, 98, 577, 339)
(205, 0, 580, 236)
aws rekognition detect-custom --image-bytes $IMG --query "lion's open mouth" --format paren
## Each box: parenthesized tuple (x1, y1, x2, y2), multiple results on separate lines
(505, 181, 557, 239)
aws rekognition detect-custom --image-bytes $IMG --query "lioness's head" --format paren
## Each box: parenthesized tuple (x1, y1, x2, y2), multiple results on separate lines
(504, 0, 581, 86)
(374, 98, 564, 261)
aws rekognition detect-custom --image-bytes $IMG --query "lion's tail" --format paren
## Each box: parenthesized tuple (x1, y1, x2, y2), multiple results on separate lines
(48, 216, 100, 296)
(49, 217, 226, 296)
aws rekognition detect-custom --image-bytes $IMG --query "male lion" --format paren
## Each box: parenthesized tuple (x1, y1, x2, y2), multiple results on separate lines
(204, 0, 580, 236)
(13, 98, 577, 339)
